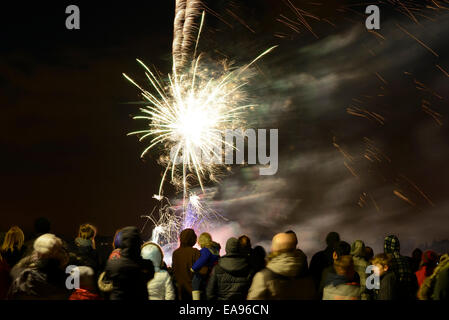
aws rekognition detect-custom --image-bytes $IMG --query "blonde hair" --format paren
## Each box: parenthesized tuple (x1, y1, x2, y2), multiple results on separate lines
(78, 223, 97, 249)
(198, 232, 213, 249)
(372, 253, 392, 267)
(1, 226, 24, 252)
(78, 224, 97, 240)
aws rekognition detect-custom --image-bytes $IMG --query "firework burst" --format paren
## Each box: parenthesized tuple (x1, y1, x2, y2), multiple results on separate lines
(124, 12, 276, 199)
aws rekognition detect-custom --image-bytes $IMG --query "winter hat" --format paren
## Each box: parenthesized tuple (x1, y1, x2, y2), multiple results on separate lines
(225, 237, 239, 255)
(350, 240, 366, 257)
(141, 242, 163, 272)
(384, 235, 400, 254)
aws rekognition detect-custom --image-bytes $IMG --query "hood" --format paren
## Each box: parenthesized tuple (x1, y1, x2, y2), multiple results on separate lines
(384, 235, 400, 255)
(350, 240, 366, 257)
(225, 238, 239, 256)
(179, 229, 197, 247)
(219, 255, 250, 276)
(141, 243, 162, 272)
(266, 250, 304, 277)
(119, 226, 142, 259)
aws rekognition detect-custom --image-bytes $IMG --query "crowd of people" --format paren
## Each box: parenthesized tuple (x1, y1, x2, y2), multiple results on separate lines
(0, 218, 448, 300)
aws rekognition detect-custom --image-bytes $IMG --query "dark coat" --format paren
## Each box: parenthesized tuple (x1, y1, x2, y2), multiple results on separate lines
(104, 227, 154, 300)
(172, 229, 200, 300)
(7, 256, 70, 300)
(309, 246, 334, 288)
(68, 239, 99, 273)
(1, 246, 26, 268)
(373, 271, 398, 300)
(206, 254, 253, 300)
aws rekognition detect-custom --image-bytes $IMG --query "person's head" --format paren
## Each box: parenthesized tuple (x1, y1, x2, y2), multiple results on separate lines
(285, 230, 298, 247)
(34, 217, 51, 235)
(141, 242, 164, 272)
(420, 250, 439, 269)
(334, 255, 355, 280)
(365, 246, 374, 262)
(113, 229, 123, 250)
(412, 248, 423, 260)
(1, 226, 25, 252)
(332, 241, 351, 261)
(198, 232, 213, 249)
(78, 224, 96, 240)
(372, 253, 392, 277)
(179, 228, 197, 247)
(271, 233, 297, 253)
(119, 226, 143, 259)
(225, 237, 240, 256)
(238, 235, 251, 255)
(33, 233, 69, 269)
(325, 232, 340, 249)
(350, 240, 366, 258)
(384, 235, 400, 254)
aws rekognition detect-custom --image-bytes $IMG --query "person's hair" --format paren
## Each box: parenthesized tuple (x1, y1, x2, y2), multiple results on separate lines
(334, 241, 351, 259)
(372, 253, 392, 267)
(325, 232, 340, 247)
(238, 235, 251, 252)
(78, 224, 97, 240)
(198, 232, 213, 248)
(334, 255, 355, 278)
(285, 230, 298, 246)
(1, 226, 25, 252)
(34, 217, 51, 234)
(412, 248, 423, 259)
(365, 246, 374, 262)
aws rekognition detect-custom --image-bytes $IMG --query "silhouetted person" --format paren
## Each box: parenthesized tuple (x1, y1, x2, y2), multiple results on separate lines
(250, 245, 266, 274)
(206, 237, 253, 300)
(24, 217, 51, 256)
(365, 246, 374, 262)
(309, 232, 340, 288)
(319, 241, 359, 297)
(410, 248, 423, 273)
(104, 226, 154, 300)
(1, 226, 26, 268)
(285, 230, 308, 276)
(248, 233, 316, 300)
(384, 235, 418, 300)
(172, 229, 200, 300)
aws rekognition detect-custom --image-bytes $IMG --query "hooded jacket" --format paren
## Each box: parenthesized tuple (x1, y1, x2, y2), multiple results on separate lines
(172, 229, 200, 300)
(247, 250, 317, 300)
(384, 235, 417, 299)
(351, 240, 369, 296)
(141, 243, 175, 300)
(104, 227, 154, 300)
(206, 238, 253, 300)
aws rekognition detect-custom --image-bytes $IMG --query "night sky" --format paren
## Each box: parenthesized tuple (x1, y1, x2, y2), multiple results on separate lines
(1, 1, 448, 256)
